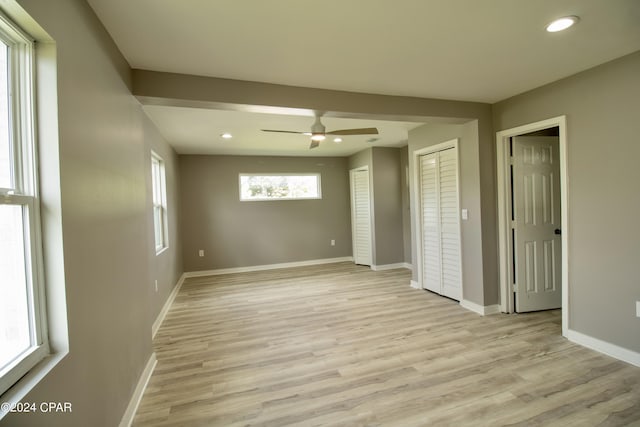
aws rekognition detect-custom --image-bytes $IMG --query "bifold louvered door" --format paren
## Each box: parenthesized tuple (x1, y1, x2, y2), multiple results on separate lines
(350, 168, 372, 266)
(419, 148, 462, 301)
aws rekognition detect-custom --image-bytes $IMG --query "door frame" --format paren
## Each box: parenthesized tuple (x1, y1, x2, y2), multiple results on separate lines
(496, 116, 569, 336)
(349, 166, 373, 266)
(412, 139, 463, 299)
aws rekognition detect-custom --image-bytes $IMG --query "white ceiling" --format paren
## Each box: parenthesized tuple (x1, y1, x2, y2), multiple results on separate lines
(87, 0, 640, 156)
(143, 106, 424, 156)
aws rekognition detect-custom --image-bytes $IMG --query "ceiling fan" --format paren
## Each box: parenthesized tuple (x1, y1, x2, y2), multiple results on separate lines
(261, 117, 379, 149)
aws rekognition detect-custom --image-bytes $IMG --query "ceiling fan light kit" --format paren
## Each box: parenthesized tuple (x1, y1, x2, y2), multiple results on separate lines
(261, 117, 379, 149)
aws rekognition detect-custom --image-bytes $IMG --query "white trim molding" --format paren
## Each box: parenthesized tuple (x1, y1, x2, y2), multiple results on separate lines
(152, 274, 186, 338)
(371, 262, 412, 271)
(460, 299, 501, 316)
(567, 329, 640, 368)
(119, 353, 157, 427)
(410, 280, 420, 289)
(184, 257, 354, 278)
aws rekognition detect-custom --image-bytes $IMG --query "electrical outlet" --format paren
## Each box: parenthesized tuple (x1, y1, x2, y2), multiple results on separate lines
(331, 239, 336, 246)
(199, 249, 204, 257)
(154, 280, 158, 292)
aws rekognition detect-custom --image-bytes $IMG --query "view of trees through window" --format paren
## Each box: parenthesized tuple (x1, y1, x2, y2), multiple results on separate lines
(240, 174, 320, 200)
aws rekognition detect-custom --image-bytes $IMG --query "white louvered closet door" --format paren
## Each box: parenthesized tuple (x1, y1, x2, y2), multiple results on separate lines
(420, 148, 462, 301)
(438, 149, 462, 300)
(420, 154, 440, 294)
(351, 168, 372, 266)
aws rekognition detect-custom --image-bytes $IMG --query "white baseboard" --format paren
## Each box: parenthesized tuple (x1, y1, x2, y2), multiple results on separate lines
(567, 329, 640, 367)
(119, 352, 157, 427)
(460, 299, 501, 316)
(184, 256, 354, 278)
(152, 274, 186, 339)
(410, 280, 420, 289)
(371, 262, 412, 271)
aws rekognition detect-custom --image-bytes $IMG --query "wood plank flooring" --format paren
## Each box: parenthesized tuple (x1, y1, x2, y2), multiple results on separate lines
(133, 262, 640, 426)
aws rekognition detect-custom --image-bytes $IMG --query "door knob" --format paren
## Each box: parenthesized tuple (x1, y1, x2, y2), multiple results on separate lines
(554, 229, 561, 235)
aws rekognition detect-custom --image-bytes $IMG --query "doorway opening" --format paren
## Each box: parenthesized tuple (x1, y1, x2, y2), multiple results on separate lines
(496, 116, 568, 337)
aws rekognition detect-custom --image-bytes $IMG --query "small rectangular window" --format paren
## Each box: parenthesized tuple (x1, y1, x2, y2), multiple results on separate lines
(151, 152, 168, 253)
(0, 11, 50, 397)
(239, 174, 321, 201)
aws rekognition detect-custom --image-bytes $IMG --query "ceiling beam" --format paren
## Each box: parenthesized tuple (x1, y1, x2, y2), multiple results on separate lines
(131, 69, 488, 124)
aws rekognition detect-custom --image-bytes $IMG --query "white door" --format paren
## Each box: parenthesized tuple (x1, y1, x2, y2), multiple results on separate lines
(419, 148, 462, 301)
(420, 153, 440, 293)
(512, 136, 562, 312)
(350, 168, 372, 266)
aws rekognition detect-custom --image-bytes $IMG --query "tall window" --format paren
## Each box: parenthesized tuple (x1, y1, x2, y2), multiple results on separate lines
(0, 13, 49, 396)
(151, 152, 168, 253)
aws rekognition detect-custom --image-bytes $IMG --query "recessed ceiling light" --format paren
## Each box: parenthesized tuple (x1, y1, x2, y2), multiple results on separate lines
(220, 132, 232, 139)
(333, 137, 343, 143)
(546, 16, 579, 32)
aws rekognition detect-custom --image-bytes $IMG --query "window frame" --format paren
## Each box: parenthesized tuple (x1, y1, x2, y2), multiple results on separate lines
(238, 173, 322, 202)
(0, 10, 49, 397)
(151, 151, 168, 254)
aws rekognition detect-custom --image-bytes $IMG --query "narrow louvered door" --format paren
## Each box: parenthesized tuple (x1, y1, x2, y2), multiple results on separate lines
(438, 149, 462, 300)
(350, 168, 372, 266)
(420, 148, 461, 300)
(420, 153, 440, 293)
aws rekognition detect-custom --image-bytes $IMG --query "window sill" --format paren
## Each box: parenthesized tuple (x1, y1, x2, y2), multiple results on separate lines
(156, 246, 169, 256)
(0, 350, 68, 420)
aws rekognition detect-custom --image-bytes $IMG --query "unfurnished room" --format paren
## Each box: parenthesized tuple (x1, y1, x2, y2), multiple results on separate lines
(0, 1, 639, 426)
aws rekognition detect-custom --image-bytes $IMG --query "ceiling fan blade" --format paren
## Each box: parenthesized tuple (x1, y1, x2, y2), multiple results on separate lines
(327, 127, 379, 136)
(261, 129, 306, 134)
(309, 140, 320, 149)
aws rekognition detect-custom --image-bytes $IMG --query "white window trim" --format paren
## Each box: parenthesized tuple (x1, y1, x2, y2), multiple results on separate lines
(0, 9, 50, 398)
(151, 151, 168, 254)
(238, 173, 322, 201)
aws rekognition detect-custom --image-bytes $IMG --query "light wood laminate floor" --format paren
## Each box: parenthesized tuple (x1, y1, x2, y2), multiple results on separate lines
(133, 262, 640, 426)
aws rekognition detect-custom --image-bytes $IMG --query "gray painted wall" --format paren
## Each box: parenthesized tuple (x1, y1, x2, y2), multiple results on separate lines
(408, 121, 491, 305)
(2, 1, 182, 426)
(493, 51, 640, 353)
(371, 147, 404, 266)
(348, 147, 373, 170)
(179, 155, 352, 271)
(400, 146, 412, 264)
